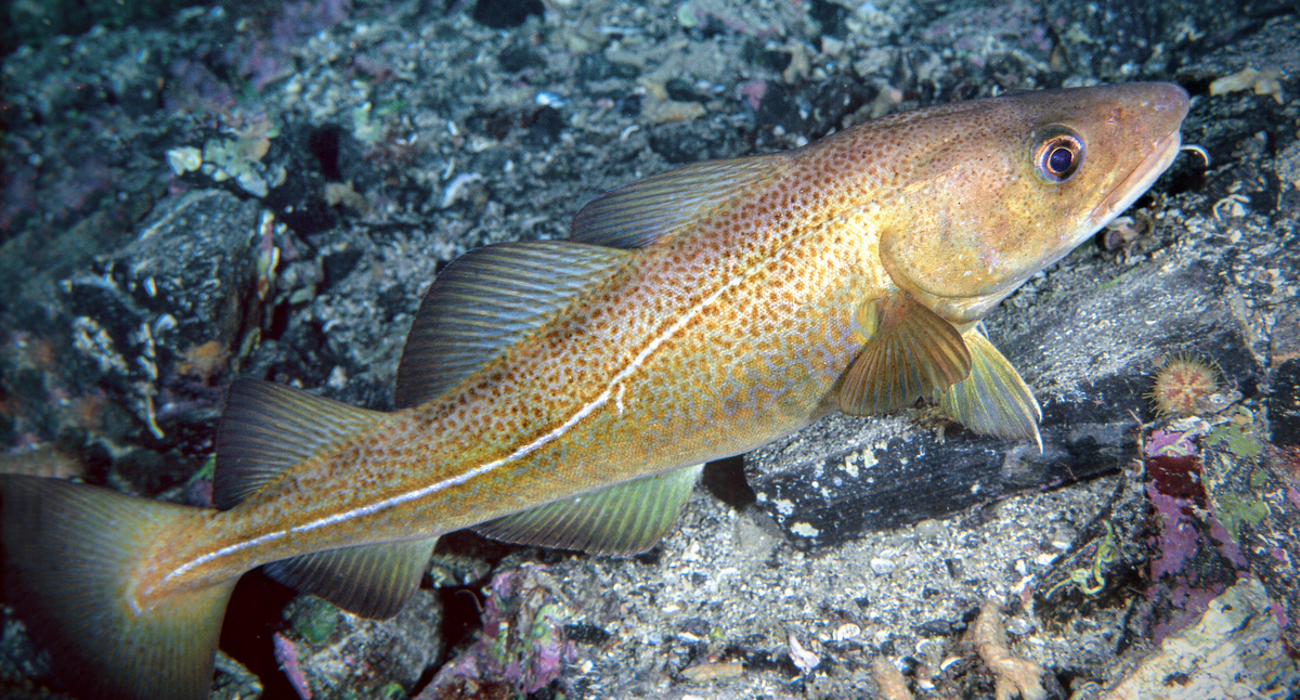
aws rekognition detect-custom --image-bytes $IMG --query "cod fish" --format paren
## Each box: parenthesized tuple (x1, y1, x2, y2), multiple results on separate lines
(0, 82, 1189, 700)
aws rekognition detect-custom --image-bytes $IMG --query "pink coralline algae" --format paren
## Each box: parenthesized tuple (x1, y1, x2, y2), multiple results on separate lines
(1143, 431, 1249, 643)
(920, 0, 1053, 57)
(736, 80, 769, 111)
(419, 564, 577, 698)
(274, 632, 314, 700)
(1146, 428, 1200, 457)
(230, 0, 353, 91)
(1147, 487, 1201, 581)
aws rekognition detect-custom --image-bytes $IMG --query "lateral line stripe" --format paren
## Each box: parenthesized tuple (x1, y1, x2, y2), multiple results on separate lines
(170, 254, 768, 582)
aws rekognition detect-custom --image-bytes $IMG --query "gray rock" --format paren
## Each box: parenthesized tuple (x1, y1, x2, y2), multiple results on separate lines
(279, 591, 443, 699)
(60, 189, 284, 491)
(1104, 578, 1298, 699)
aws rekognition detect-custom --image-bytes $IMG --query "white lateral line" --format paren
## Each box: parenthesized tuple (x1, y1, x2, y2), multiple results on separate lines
(173, 256, 769, 579)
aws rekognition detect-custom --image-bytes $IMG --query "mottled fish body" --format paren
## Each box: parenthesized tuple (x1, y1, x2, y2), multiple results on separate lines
(0, 83, 1189, 700)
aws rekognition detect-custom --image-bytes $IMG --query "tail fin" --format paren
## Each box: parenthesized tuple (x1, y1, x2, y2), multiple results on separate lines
(0, 475, 234, 700)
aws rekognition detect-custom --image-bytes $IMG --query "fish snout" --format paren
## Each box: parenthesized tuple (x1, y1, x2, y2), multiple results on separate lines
(1147, 82, 1191, 120)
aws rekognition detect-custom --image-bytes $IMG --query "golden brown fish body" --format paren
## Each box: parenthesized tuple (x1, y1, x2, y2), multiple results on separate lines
(1, 83, 1188, 700)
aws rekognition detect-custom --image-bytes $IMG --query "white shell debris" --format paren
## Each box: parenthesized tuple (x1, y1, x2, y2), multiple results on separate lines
(788, 634, 819, 674)
(869, 556, 897, 574)
(440, 172, 484, 209)
(166, 146, 203, 175)
(535, 91, 568, 106)
(832, 623, 862, 643)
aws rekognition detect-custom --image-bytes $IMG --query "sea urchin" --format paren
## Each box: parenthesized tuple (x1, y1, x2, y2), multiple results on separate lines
(1149, 355, 1221, 417)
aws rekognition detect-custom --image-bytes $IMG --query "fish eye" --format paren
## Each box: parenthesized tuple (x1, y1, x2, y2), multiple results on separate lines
(1034, 129, 1084, 183)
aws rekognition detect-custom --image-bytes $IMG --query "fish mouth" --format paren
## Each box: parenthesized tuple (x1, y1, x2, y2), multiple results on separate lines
(1089, 127, 1183, 228)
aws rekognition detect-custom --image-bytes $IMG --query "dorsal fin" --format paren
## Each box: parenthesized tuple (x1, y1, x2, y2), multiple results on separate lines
(215, 379, 385, 510)
(393, 240, 634, 409)
(839, 294, 972, 416)
(938, 328, 1042, 448)
(570, 155, 784, 249)
(473, 463, 703, 556)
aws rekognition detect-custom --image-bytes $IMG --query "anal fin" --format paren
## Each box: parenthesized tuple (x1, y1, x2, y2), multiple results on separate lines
(937, 329, 1042, 448)
(263, 537, 439, 620)
(839, 294, 972, 416)
(473, 464, 704, 556)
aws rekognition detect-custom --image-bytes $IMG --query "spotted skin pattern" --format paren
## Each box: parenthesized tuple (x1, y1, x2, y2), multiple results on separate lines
(139, 83, 1189, 606)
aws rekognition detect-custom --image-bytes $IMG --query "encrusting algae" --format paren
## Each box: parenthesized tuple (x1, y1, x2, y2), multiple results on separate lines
(0, 82, 1189, 700)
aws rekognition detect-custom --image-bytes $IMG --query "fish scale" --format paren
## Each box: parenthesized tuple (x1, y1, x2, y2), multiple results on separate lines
(0, 82, 1189, 700)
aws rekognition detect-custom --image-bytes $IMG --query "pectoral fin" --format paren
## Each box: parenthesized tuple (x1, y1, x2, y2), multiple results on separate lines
(474, 464, 704, 556)
(937, 329, 1042, 447)
(839, 294, 972, 416)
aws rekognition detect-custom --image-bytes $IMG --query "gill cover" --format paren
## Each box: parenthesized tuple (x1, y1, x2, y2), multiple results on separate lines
(877, 83, 1188, 323)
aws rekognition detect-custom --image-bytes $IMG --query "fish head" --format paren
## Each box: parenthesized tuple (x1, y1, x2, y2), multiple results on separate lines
(877, 82, 1189, 324)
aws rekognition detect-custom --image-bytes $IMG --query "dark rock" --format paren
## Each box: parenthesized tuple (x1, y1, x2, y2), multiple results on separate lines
(680, 617, 713, 638)
(564, 623, 612, 646)
(265, 119, 373, 237)
(665, 78, 711, 103)
(524, 105, 565, 145)
(472, 0, 544, 29)
(320, 247, 365, 290)
(467, 109, 519, 141)
(808, 0, 850, 39)
(57, 190, 295, 465)
(498, 42, 546, 73)
(618, 94, 642, 117)
(576, 54, 639, 83)
(1270, 359, 1300, 446)
(110, 443, 194, 497)
(307, 124, 347, 182)
(915, 619, 956, 637)
(752, 49, 792, 74)
(754, 83, 810, 134)
(805, 76, 876, 138)
(720, 644, 801, 678)
(701, 456, 756, 509)
(648, 119, 746, 164)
